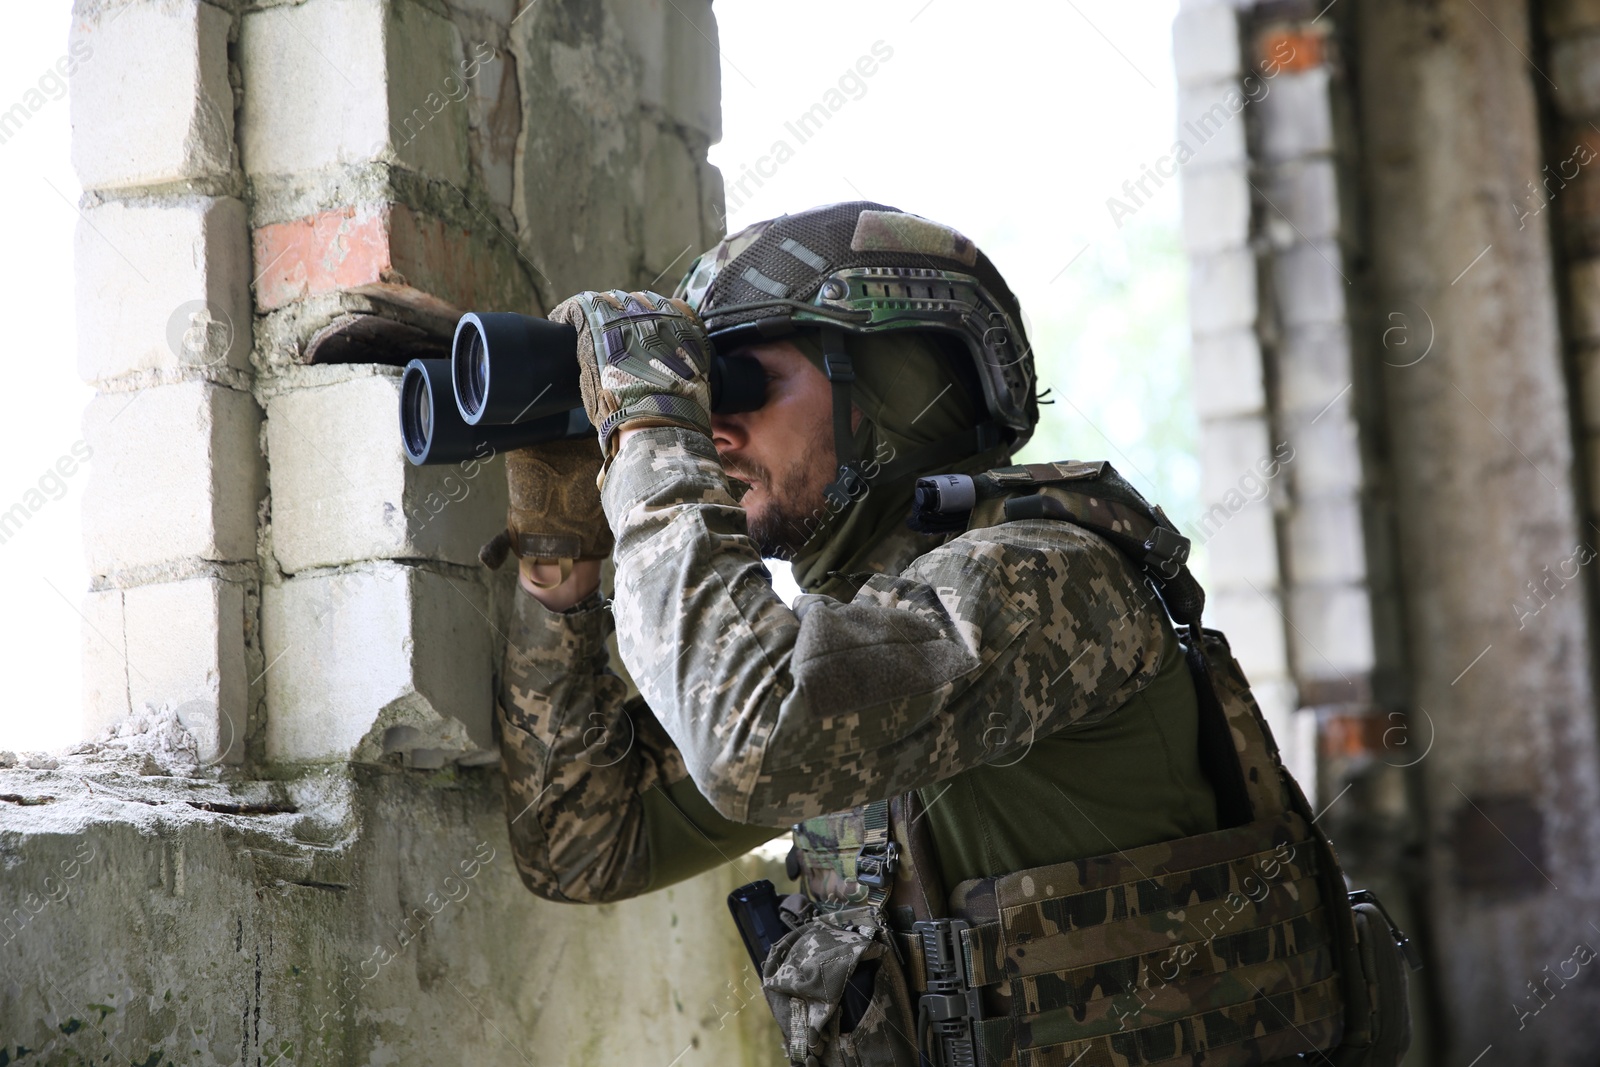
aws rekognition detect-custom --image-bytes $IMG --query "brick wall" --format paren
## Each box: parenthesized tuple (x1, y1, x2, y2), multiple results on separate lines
(72, 0, 724, 771)
(44, 2, 791, 1063)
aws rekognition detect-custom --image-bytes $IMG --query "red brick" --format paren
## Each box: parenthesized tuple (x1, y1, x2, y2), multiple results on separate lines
(1257, 28, 1325, 74)
(253, 205, 393, 310)
(1317, 710, 1388, 759)
(251, 204, 534, 320)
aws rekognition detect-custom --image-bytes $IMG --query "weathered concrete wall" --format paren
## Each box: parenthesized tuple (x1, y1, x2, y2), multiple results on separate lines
(0, 752, 783, 1065)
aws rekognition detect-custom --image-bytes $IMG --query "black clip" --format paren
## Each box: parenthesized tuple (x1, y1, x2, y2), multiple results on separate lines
(1349, 889, 1424, 971)
(1143, 526, 1191, 573)
(854, 841, 899, 890)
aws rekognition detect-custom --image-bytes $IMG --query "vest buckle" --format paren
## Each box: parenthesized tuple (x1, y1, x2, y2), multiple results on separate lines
(854, 840, 899, 890)
(913, 918, 981, 1067)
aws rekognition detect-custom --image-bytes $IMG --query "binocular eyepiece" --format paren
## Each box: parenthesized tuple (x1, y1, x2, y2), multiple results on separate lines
(400, 311, 768, 465)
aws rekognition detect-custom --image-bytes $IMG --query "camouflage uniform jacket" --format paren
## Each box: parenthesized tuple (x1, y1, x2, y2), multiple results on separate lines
(497, 426, 1217, 906)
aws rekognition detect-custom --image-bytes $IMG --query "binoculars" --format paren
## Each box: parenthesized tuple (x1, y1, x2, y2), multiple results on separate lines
(400, 311, 768, 465)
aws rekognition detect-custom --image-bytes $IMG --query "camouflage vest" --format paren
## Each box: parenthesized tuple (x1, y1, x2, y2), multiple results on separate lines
(784, 461, 1414, 1067)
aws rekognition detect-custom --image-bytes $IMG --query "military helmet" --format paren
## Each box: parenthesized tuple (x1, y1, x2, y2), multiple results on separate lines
(674, 202, 1038, 503)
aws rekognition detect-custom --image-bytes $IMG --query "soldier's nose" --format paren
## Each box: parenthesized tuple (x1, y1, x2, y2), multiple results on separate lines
(710, 411, 748, 452)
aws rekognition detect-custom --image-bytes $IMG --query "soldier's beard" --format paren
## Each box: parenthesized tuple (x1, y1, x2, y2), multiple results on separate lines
(724, 424, 837, 561)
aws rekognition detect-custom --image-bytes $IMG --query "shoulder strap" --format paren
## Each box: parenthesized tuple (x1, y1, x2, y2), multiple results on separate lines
(888, 790, 946, 924)
(910, 461, 1252, 827)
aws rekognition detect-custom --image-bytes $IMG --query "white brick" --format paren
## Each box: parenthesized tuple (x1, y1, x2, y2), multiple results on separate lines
(1176, 80, 1248, 169)
(1180, 166, 1250, 255)
(1271, 239, 1347, 328)
(262, 564, 495, 763)
(1278, 323, 1351, 415)
(1190, 330, 1264, 420)
(240, 0, 470, 183)
(83, 382, 263, 576)
(1284, 405, 1362, 496)
(1257, 68, 1333, 162)
(240, 0, 388, 175)
(266, 373, 507, 573)
(124, 577, 247, 765)
(1197, 499, 1279, 586)
(75, 197, 251, 383)
(1266, 158, 1339, 241)
(71, 0, 234, 190)
(1286, 496, 1368, 585)
(1287, 583, 1376, 679)
(1188, 248, 1256, 333)
(1197, 415, 1275, 506)
(1207, 587, 1290, 680)
(1172, 4, 1240, 87)
(81, 589, 130, 738)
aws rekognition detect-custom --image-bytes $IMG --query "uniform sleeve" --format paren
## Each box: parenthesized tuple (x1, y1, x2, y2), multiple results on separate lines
(601, 427, 1175, 828)
(497, 586, 781, 904)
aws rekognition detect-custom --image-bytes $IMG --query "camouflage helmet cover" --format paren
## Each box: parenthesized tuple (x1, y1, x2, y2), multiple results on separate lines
(673, 202, 1039, 452)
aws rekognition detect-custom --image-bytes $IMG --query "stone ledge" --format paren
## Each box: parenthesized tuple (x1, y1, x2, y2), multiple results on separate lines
(0, 761, 782, 1066)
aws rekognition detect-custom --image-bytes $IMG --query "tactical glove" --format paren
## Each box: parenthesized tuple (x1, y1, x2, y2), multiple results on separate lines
(546, 290, 713, 481)
(479, 435, 614, 587)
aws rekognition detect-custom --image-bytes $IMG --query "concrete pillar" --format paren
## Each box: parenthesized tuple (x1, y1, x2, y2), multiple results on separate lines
(1354, 0, 1600, 1058)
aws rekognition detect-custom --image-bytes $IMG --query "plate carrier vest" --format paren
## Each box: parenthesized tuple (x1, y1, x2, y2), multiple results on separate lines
(764, 461, 1417, 1067)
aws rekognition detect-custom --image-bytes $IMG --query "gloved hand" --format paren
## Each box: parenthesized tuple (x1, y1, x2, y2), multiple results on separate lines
(479, 435, 614, 588)
(546, 290, 713, 478)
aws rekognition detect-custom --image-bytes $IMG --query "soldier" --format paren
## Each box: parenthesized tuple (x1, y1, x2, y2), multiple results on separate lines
(489, 203, 1380, 1066)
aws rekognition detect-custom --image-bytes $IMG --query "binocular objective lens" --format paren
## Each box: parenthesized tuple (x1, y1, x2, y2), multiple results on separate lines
(401, 365, 431, 458)
(466, 331, 488, 416)
(417, 384, 432, 438)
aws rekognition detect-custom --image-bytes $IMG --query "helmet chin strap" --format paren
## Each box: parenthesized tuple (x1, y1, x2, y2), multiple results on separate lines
(816, 324, 1010, 516)
(820, 326, 867, 509)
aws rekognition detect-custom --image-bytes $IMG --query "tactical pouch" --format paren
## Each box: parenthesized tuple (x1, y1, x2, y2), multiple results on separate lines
(1332, 893, 1415, 1067)
(761, 904, 920, 1067)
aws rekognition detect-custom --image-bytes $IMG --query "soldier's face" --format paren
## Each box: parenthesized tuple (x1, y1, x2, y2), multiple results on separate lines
(710, 339, 860, 559)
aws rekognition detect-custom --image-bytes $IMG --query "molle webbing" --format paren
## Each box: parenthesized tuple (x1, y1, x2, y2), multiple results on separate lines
(974, 977, 1342, 1067)
(926, 810, 1336, 1065)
